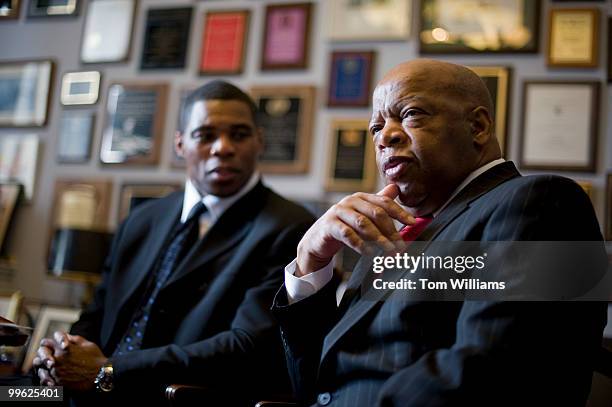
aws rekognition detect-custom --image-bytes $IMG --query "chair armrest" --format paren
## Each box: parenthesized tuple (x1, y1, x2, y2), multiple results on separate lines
(165, 384, 211, 405)
(254, 402, 299, 407)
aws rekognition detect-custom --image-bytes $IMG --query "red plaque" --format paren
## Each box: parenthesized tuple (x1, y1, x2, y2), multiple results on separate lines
(199, 10, 250, 75)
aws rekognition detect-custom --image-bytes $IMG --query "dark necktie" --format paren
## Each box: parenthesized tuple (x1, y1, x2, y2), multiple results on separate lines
(114, 202, 207, 355)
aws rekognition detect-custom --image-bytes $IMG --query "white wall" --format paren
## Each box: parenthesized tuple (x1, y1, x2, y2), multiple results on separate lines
(0, 0, 610, 306)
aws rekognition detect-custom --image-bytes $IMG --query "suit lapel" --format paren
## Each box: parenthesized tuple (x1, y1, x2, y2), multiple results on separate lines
(321, 162, 521, 362)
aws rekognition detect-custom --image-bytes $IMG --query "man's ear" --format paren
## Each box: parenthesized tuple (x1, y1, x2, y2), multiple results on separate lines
(469, 106, 494, 147)
(174, 131, 185, 157)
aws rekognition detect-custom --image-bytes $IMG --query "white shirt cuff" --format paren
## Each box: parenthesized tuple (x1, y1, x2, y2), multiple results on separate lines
(284, 258, 334, 304)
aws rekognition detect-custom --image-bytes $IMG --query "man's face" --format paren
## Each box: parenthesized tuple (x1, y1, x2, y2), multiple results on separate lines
(175, 99, 263, 197)
(369, 69, 478, 216)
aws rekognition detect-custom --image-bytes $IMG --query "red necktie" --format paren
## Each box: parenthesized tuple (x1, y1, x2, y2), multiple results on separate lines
(399, 216, 433, 242)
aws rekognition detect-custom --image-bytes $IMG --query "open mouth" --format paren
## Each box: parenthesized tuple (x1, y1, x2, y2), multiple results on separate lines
(382, 156, 412, 180)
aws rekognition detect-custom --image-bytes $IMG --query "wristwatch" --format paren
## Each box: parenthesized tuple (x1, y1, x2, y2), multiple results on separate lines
(94, 362, 114, 392)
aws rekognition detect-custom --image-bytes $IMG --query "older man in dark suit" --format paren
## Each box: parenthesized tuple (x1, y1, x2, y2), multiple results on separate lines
(33, 81, 314, 404)
(274, 60, 608, 406)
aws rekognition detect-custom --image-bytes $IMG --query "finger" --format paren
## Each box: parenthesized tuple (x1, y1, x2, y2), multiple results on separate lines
(328, 219, 372, 255)
(37, 346, 55, 369)
(39, 338, 56, 350)
(66, 334, 85, 344)
(358, 193, 415, 226)
(33, 356, 42, 368)
(38, 368, 55, 387)
(377, 184, 400, 199)
(347, 198, 405, 245)
(334, 208, 396, 253)
(53, 331, 70, 350)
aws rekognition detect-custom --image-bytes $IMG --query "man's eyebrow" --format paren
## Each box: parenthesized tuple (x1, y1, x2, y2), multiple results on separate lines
(190, 123, 253, 133)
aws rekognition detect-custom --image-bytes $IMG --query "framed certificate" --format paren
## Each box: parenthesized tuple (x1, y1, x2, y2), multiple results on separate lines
(328, 51, 375, 108)
(0, 60, 53, 127)
(327, 0, 412, 41)
(326, 119, 376, 192)
(419, 0, 541, 54)
(0, 0, 21, 19)
(261, 3, 312, 70)
(467, 66, 511, 156)
(609, 18, 612, 83)
(60, 71, 100, 106)
(0, 183, 22, 255)
(27, 0, 79, 17)
(0, 134, 39, 201)
(200, 10, 250, 75)
(50, 179, 112, 232)
(118, 183, 180, 222)
(606, 174, 612, 241)
(519, 81, 599, 172)
(250, 86, 315, 174)
(547, 8, 599, 68)
(57, 111, 94, 163)
(100, 82, 168, 166)
(140, 7, 192, 70)
(81, 0, 136, 64)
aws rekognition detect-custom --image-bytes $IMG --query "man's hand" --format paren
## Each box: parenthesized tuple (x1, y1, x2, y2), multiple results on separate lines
(33, 331, 70, 386)
(296, 184, 415, 276)
(49, 334, 108, 392)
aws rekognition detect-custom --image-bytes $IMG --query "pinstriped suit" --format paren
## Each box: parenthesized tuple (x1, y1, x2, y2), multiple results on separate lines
(274, 162, 608, 406)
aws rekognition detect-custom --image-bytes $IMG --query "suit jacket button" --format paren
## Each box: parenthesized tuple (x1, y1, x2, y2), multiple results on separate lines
(317, 392, 331, 406)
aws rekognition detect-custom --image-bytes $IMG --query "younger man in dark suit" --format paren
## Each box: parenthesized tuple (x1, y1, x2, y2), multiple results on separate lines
(274, 60, 608, 406)
(33, 81, 314, 403)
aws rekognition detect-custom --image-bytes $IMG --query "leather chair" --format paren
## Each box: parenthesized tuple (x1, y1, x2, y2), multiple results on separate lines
(165, 384, 297, 407)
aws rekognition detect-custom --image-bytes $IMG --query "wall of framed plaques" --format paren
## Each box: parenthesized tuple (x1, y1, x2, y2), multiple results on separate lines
(0, 0, 610, 304)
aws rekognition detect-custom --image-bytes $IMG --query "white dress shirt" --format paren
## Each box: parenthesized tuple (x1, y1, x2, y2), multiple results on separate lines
(181, 172, 260, 236)
(285, 158, 506, 304)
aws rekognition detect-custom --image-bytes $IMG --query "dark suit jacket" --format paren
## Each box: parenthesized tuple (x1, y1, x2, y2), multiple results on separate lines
(70, 181, 314, 402)
(274, 162, 608, 406)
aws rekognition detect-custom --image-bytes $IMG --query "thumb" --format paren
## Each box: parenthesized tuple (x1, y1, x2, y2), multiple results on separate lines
(66, 334, 86, 345)
(377, 184, 400, 199)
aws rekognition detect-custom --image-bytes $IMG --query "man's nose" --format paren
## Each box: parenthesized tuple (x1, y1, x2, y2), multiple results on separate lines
(377, 121, 407, 149)
(211, 134, 236, 156)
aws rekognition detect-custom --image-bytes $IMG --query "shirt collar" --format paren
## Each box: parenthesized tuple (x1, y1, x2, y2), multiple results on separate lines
(181, 171, 261, 224)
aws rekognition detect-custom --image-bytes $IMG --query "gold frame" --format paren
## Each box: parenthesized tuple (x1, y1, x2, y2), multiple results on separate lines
(325, 119, 376, 193)
(547, 8, 600, 68)
(118, 183, 180, 222)
(0, 290, 23, 321)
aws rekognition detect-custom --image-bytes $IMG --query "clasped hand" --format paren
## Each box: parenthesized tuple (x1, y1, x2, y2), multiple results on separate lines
(296, 184, 415, 276)
(33, 331, 108, 391)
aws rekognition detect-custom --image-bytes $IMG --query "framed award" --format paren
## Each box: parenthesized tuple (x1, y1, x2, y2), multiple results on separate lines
(0, 0, 21, 19)
(199, 9, 250, 75)
(0, 60, 53, 127)
(327, 0, 412, 41)
(118, 183, 180, 222)
(519, 81, 599, 172)
(261, 3, 312, 70)
(0, 134, 40, 201)
(419, 0, 541, 54)
(467, 66, 512, 156)
(81, 0, 136, 64)
(60, 71, 101, 106)
(547, 8, 600, 68)
(328, 51, 375, 107)
(50, 179, 112, 233)
(57, 111, 94, 163)
(100, 82, 168, 166)
(27, 0, 79, 17)
(140, 7, 193, 70)
(0, 183, 22, 255)
(326, 119, 377, 192)
(250, 86, 315, 174)
(609, 18, 612, 83)
(606, 174, 612, 241)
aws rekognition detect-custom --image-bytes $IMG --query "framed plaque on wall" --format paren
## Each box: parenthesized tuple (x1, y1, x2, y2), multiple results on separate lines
(261, 3, 312, 70)
(57, 111, 95, 164)
(547, 8, 599, 68)
(100, 82, 168, 166)
(140, 7, 193, 70)
(327, 51, 375, 108)
(118, 183, 181, 222)
(27, 0, 79, 17)
(199, 10, 250, 75)
(0, 0, 21, 19)
(519, 81, 599, 172)
(250, 86, 315, 174)
(326, 119, 376, 192)
(60, 71, 101, 106)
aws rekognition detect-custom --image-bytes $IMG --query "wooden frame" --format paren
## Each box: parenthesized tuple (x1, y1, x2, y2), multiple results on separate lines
(260, 2, 312, 70)
(547, 8, 600, 68)
(199, 9, 250, 75)
(50, 179, 112, 233)
(57, 111, 95, 163)
(419, 0, 541, 54)
(60, 71, 100, 106)
(325, 119, 377, 193)
(327, 50, 375, 108)
(519, 81, 599, 172)
(27, 0, 79, 17)
(0, 0, 21, 19)
(0, 183, 22, 255)
(0, 134, 40, 201)
(0, 60, 53, 127)
(250, 86, 315, 174)
(606, 174, 612, 241)
(80, 0, 137, 64)
(118, 183, 180, 222)
(100, 82, 168, 166)
(608, 17, 612, 83)
(0, 290, 23, 321)
(327, 0, 411, 41)
(140, 6, 193, 70)
(467, 66, 511, 157)
(22, 306, 81, 373)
